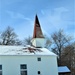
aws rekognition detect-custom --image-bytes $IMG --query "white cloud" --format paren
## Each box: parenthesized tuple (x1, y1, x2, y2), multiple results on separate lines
(41, 10, 45, 15)
(6, 10, 31, 21)
(41, 7, 73, 27)
(54, 7, 68, 14)
(40, 7, 75, 37)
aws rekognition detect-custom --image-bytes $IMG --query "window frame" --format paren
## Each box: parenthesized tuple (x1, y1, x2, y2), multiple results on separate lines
(20, 64, 27, 69)
(37, 57, 41, 61)
(20, 64, 27, 75)
(0, 65, 2, 75)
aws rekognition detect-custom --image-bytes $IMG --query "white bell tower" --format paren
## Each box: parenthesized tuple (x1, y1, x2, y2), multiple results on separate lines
(31, 15, 45, 48)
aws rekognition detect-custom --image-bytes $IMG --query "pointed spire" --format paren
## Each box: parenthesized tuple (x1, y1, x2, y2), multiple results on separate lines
(33, 15, 44, 38)
(31, 15, 45, 48)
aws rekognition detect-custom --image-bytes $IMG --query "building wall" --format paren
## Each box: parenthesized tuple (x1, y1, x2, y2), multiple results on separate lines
(0, 55, 58, 75)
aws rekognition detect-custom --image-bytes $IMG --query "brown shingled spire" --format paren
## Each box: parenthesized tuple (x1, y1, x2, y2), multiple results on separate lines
(33, 15, 44, 38)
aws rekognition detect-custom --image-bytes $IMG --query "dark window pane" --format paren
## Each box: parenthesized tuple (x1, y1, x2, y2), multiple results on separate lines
(21, 71, 27, 75)
(38, 58, 41, 61)
(38, 71, 40, 74)
(0, 65, 2, 70)
(20, 64, 27, 69)
(0, 71, 2, 75)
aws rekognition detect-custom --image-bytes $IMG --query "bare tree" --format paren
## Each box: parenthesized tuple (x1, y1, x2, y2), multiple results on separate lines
(0, 26, 17, 45)
(51, 29, 72, 65)
(23, 35, 52, 48)
(0, 32, 1, 45)
(44, 36, 52, 49)
(23, 36, 32, 46)
(15, 39, 22, 45)
(61, 43, 75, 75)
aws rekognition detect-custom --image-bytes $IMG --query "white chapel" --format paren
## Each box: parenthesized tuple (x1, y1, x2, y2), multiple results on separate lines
(0, 15, 58, 75)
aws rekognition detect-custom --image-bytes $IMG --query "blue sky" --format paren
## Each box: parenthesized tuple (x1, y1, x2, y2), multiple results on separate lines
(0, 0, 75, 40)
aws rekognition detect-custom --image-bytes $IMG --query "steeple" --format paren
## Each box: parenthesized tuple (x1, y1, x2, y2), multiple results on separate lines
(31, 15, 45, 48)
(33, 15, 44, 38)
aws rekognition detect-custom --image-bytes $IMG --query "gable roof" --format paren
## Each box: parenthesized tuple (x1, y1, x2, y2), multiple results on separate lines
(33, 15, 44, 38)
(58, 66, 70, 73)
(0, 45, 56, 56)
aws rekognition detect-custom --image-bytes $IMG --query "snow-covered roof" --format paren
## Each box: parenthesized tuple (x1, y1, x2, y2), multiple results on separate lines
(0, 45, 56, 56)
(58, 66, 70, 73)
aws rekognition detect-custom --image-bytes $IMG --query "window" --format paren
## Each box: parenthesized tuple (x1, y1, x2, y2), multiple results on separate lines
(20, 64, 27, 69)
(0, 65, 2, 75)
(37, 57, 41, 61)
(21, 71, 27, 75)
(38, 71, 41, 75)
(20, 64, 27, 75)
